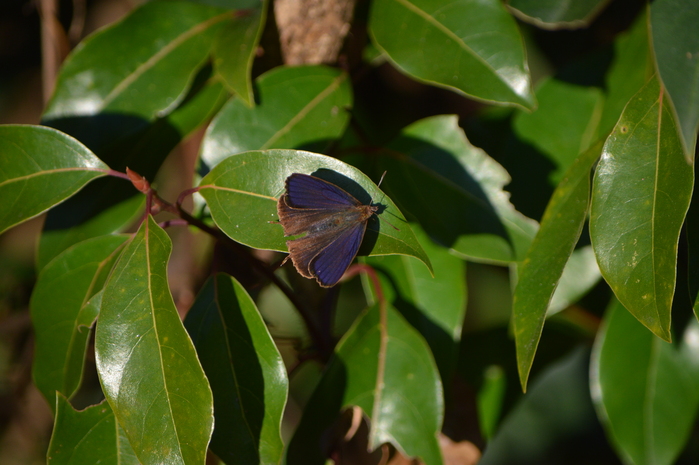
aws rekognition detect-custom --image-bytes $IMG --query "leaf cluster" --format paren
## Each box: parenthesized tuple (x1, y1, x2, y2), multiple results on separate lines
(1, 0, 699, 464)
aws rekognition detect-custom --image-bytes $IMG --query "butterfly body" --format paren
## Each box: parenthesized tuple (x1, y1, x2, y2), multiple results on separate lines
(277, 173, 378, 287)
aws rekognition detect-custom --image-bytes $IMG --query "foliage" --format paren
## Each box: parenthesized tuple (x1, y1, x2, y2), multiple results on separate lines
(1, 0, 699, 463)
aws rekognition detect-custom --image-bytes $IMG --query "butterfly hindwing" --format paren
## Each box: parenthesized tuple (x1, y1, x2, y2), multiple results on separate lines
(310, 219, 368, 287)
(278, 194, 336, 236)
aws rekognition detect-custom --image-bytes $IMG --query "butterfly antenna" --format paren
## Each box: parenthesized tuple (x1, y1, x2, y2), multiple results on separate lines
(372, 171, 400, 231)
(377, 170, 387, 188)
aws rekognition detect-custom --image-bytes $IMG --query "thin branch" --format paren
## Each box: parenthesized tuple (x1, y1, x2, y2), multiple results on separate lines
(176, 202, 332, 358)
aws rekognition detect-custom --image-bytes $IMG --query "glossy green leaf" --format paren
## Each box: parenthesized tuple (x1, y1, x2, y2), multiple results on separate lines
(479, 347, 596, 464)
(547, 246, 601, 315)
(364, 223, 466, 381)
(48, 396, 139, 465)
(651, 0, 699, 158)
(44, 0, 228, 121)
(184, 274, 287, 464)
(369, 0, 535, 109)
(201, 66, 352, 168)
(598, 11, 653, 138)
(590, 298, 699, 465)
(168, 78, 230, 135)
(212, 0, 267, 106)
(590, 76, 694, 340)
(0, 125, 108, 235)
(287, 304, 444, 465)
(31, 235, 128, 407)
(513, 78, 604, 184)
(198, 149, 432, 271)
(38, 78, 228, 271)
(377, 115, 538, 264)
(36, 195, 143, 271)
(513, 140, 602, 390)
(508, 0, 611, 29)
(95, 216, 213, 465)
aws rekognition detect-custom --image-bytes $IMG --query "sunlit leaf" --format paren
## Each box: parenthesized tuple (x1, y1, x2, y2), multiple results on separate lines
(287, 304, 444, 465)
(508, 0, 612, 29)
(364, 223, 466, 381)
(514, 78, 603, 184)
(95, 216, 213, 465)
(547, 246, 601, 315)
(185, 274, 287, 464)
(377, 115, 538, 264)
(47, 396, 139, 465)
(513, 141, 602, 390)
(198, 149, 432, 272)
(201, 66, 352, 168)
(36, 195, 143, 271)
(590, 298, 699, 465)
(31, 235, 128, 407)
(0, 125, 108, 235)
(369, 0, 535, 109)
(44, 0, 229, 121)
(38, 78, 227, 271)
(590, 76, 694, 340)
(212, 0, 268, 106)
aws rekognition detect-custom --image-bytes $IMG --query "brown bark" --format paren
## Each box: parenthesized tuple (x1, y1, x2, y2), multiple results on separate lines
(275, 0, 357, 65)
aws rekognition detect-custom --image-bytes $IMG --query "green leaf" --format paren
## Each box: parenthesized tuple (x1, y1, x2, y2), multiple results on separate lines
(547, 246, 601, 315)
(513, 78, 604, 184)
(651, 0, 699, 158)
(38, 77, 228, 271)
(184, 274, 288, 464)
(513, 140, 602, 390)
(378, 115, 538, 264)
(590, 298, 699, 465)
(476, 365, 505, 441)
(212, 0, 268, 106)
(364, 223, 466, 381)
(44, 0, 229, 121)
(598, 11, 653, 138)
(201, 66, 353, 168)
(369, 0, 535, 109)
(95, 216, 213, 465)
(48, 396, 139, 465)
(508, 0, 611, 29)
(168, 79, 230, 135)
(287, 304, 444, 465)
(36, 195, 143, 271)
(590, 76, 694, 340)
(0, 125, 108, 235)
(198, 149, 432, 271)
(31, 235, 128, 407)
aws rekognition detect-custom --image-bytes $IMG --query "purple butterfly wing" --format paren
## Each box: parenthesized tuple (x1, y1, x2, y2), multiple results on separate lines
(278, 194, 341, 237)
(285, 173, 361, 210)
(309, 220, 367, 287)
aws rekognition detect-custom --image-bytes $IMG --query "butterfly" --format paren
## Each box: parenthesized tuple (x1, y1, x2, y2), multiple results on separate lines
(277, 173, 380, 287)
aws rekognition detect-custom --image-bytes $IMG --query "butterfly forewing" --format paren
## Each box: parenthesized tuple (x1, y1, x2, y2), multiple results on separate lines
(277, 195, 337, 237)
(285, 173, 362, 209)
